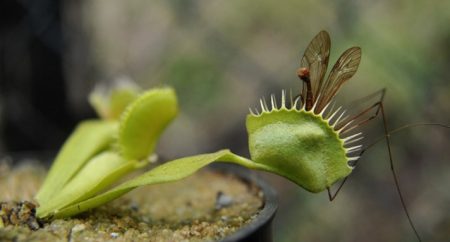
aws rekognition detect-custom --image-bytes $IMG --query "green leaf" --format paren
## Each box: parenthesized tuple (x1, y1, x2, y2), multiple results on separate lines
(50, 149, 269, 218)
(36, 152, 139, 219)
(118, 87, 178, 160)
(35, 120, 117, 204)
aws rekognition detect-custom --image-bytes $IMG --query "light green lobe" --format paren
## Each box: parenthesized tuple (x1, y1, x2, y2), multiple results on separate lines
(118, 87, 178, 160)
(246, 108, 352, 193)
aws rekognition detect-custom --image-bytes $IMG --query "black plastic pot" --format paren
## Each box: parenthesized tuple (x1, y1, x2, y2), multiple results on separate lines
(215, 164, 278, 242)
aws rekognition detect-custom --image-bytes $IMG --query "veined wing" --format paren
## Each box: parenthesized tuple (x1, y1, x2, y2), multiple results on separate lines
(317, 47, 361, 111)
(300, 30, 331, 104)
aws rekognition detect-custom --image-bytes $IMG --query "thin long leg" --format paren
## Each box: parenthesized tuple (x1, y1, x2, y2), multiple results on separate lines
(327, 101, 422, 242)
(328, 90, 387, 200)
(327, 148, 369, 201)
(380, 103, 422, 242)
(329, 123, 450, 200)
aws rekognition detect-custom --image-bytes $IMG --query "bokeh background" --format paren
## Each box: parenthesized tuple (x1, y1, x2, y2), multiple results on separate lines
(1, 0, 449, 241)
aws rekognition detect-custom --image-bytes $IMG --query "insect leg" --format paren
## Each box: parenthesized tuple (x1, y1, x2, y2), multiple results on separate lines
(328, 99, 422, 242)
(379, 102, 422, 242)
(336, 89, 386, 133)
(327, 142, 370, 201)
(328, 95, 386, 201)
(327, 102, 384, 202)
(328, 89, 388, 201)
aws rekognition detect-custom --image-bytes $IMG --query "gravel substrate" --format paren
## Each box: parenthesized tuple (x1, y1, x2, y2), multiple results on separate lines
(0, 160, 264, 241)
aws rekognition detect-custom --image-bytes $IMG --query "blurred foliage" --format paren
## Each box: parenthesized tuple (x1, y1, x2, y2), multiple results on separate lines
(163, 56, 224, 114)
(3, 0, 449, 241)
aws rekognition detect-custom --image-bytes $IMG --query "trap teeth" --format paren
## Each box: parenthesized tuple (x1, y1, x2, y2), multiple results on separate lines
(281, 90, 286, 108)
(311, 93, 321, 113)
(259, 99, 266, 113)
(343, 132, 363, 143)
(333, 110, 347, 127)
(347, 156, 360, 162)
(263, 98, 269, 112)
(250, 92, 346, 116)
(337, 120, 355, 134)
(344, 135, 363, 145)
(251, 92, 299, 116)
(328, 106, 343, 122)
(319, 101, 332, 116)
(325, 102, 337, 119)
(292, 96, 301, 110)
(347, 156, 360, 168)
(346, 145, 362, 153)
(271, 94, 277, 110)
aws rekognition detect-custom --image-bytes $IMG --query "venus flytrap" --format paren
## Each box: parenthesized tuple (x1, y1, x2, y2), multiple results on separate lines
(35, 87, 178, 219)
(246, 93, 353, 193)
(33, 31, 447, 242)
(42, 87, 355, 219)
(47, 90, 356, 218)
(36, 31, 361, 220)
(36, 83, 142, 205)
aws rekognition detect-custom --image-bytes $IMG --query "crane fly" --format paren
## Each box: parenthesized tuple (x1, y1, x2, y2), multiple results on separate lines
(247, 30, 449, 241)
(296, 30, 422, 241)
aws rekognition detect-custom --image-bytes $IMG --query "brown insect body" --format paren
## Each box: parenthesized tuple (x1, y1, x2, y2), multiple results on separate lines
(297, 67, 313, 110)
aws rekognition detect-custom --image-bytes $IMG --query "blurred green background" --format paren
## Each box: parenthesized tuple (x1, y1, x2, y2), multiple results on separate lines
(1, 0, 449, 241)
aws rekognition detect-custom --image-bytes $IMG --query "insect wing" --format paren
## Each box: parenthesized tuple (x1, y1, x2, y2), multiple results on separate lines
(300, 30, 331, 103)
(317, 47, 361, 111)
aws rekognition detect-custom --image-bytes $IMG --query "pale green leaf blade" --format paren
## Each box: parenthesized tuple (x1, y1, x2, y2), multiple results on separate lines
(37, 152, 139, 218)
(119, 87, 178, 160)
(35, 120, 117, 204)
(51, 149, 254, 218)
